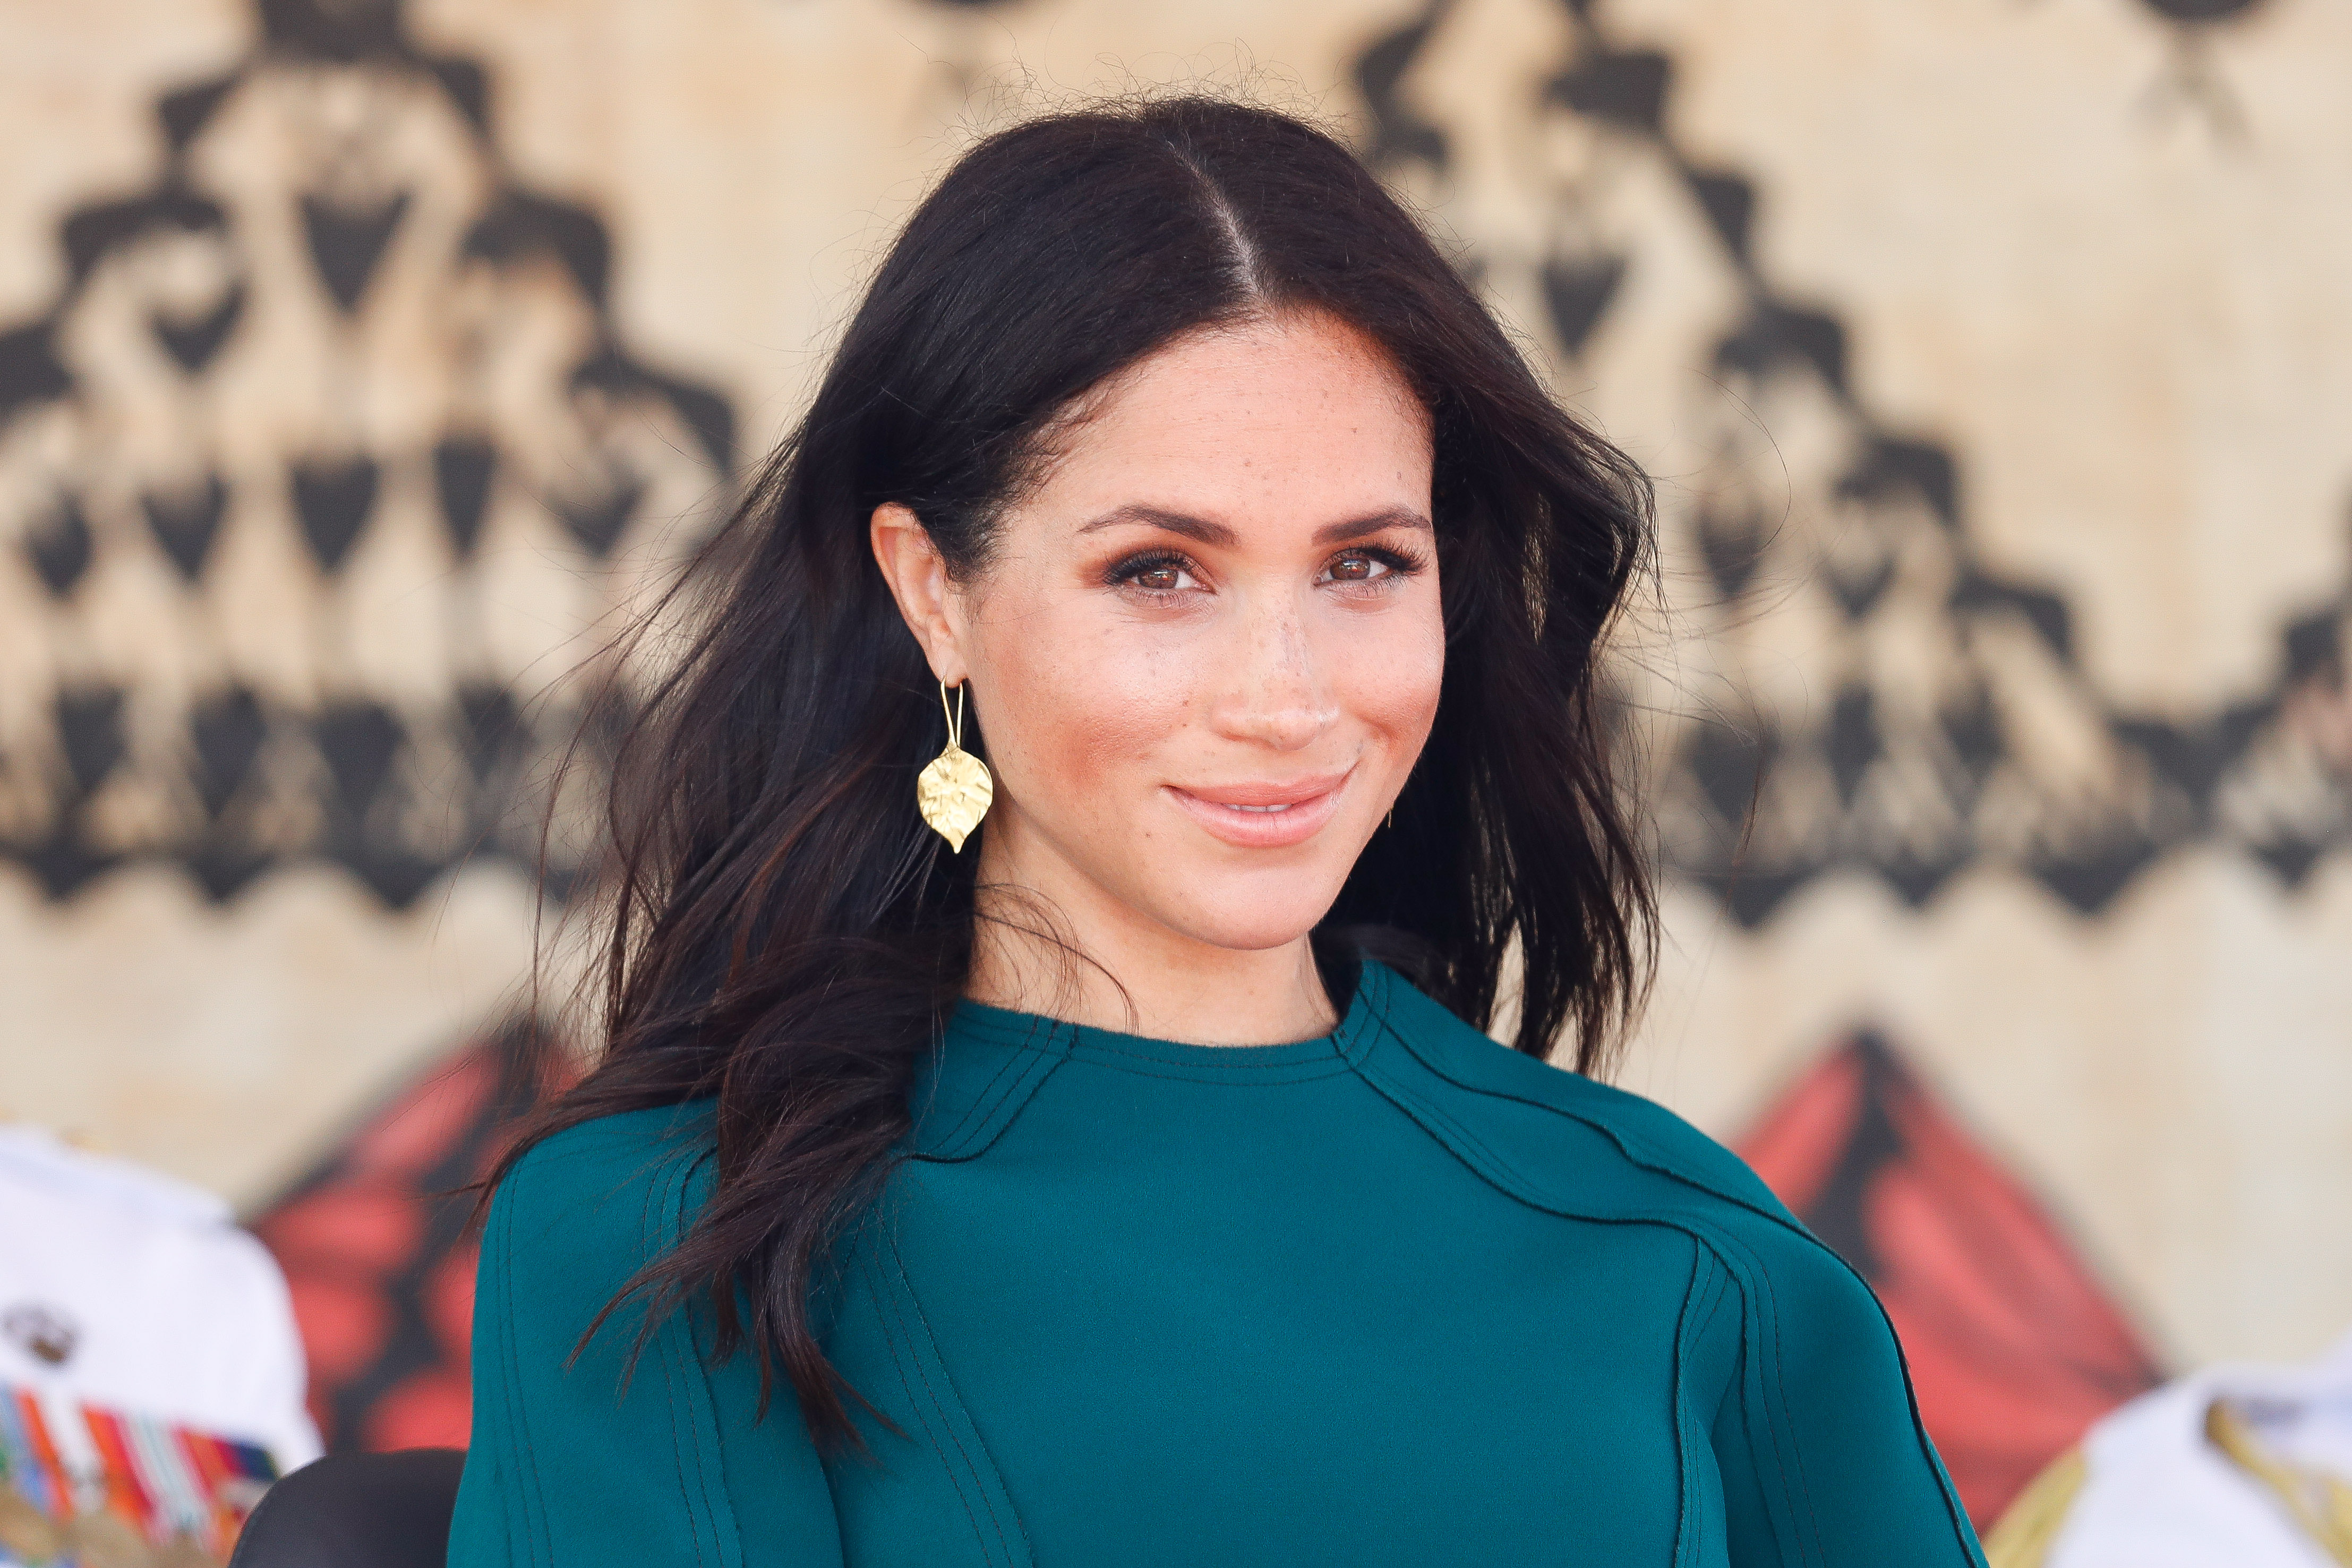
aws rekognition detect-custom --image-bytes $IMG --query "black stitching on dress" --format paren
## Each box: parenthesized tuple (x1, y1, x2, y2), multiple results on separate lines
(670, 1154, 733, 1568)
(644, 1156, 710, 1568)
(925, 1048, 1066, 1166)
(863, 1246, 996, 1561)
(1757, 1239, 1831, 1565)
(666, 1309, 720, 1568)
(1681, 1243, 1735, 1568)
(894, 1231, 1034, 1568)
(682, 1303, 743, 1568)
(1064, 1057, 1356, 1087)
(1366, 987, 1978, 1559)
(885, 1232, 1023, 1567)
(1681, 1222, 1812, 1564)
(927, 1011, 1046, 1153)
(652, 1157, 711, 1566)
(1353, 1022, 1848, 1563)
(1684, 1247, 1738, 1568)
(1693, 1260, 1731, 1568)
(681, 1154, 748, 1568)
(919, 1014, 1072, 1167)
(1715, 1227, 1812, 1564)
(1348, 1039, 1755, 1561)
(500, 1175, 551, 1568)
(1066, 1037, 1342, 1073)
(1669, 1238, 1700, 1567)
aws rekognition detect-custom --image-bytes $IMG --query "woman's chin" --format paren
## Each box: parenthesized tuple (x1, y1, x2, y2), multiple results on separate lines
(1145, 884, 1348, 957)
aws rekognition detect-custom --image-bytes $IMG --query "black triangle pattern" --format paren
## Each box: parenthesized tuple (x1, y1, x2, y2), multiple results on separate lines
(151, 279, 246, 375)
(291, 455, 379, 573)
(142, 474, 229, 582)
(1354, 0, 2345, 926)
(0, 0, 737, 907)
(2, 0, 2320, 922)
(27, 495, 93, 597)
(300, 190, 412, 316)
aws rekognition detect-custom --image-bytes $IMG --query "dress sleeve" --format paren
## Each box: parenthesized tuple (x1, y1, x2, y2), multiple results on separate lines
(446, 1119, 844, 1568)
(1707, 1227, 1988, 1567)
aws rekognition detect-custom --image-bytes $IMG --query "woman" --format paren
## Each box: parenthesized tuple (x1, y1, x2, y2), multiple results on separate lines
(451, 98, 1985, 1566)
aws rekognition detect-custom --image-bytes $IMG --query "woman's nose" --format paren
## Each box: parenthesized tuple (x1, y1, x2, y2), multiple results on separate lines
(1209, 599, 1340, 751)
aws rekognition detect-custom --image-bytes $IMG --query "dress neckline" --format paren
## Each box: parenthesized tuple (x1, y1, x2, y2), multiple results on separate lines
(943, 961, 1390, 1086)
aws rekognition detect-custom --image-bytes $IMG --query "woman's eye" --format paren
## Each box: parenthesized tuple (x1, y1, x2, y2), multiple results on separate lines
(1323, 551, 1392, 584)
(1111, 553, 1201, 594)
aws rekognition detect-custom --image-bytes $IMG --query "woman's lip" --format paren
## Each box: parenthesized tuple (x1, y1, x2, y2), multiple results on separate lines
(1177, 772, 1353, 809)
(1164, 772, 1352, 849)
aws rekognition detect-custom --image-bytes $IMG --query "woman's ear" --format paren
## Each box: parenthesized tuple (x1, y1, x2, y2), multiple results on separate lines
(869, 503, 967, 684)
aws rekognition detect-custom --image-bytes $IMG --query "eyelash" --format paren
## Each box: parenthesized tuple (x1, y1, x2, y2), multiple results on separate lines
(1105, 545, 1428, 598)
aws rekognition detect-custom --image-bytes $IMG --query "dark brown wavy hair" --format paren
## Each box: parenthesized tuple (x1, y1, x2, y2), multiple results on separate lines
(495, 95, 1656, 1447)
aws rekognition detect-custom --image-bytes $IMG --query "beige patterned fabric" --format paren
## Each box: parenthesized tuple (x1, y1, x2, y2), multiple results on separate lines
(0, 0, 2344, 1389)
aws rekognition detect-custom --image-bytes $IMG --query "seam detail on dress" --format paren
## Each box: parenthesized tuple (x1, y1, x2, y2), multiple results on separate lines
(669, 1305, 722, 1568)
(918, 1015, 1068, 1165)
(1349, 1040, 1748, 1548)
(1369, 989, 1977, 1558)
(1353, 1022, 1849, 1565)
(1714, 1224, 1817, 1565)
(927, 1011, 1049, 1154)
(1064, 1036, 1344, 1074)
(644, 1156, 711, 1568)
(888, 1231, 1031, 1568)
(1670, 1238, 1700, 1568)
(1683, 1241, 1739, 1568)
(500, 1181, 550, 1568)
(1063, 1056, 1357, 1086)
(1672, 1216, 1806, 1564)
(674, 1151, 740, 1568)
(648, 1163, 692, 1567)
(936, 1043, 1062, 1162)
(863, 1245, 998, 1563)
(1683, 1246, 1737, 1568)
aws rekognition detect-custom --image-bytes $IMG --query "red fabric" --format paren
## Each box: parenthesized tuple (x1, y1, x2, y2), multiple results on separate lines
(263, 1185, 425, 1273)
(252, 1020, 555, 1452)
(363, 1365, 474, 1452)
(1737, 1032, 2162, 1525)
(346, 1052, 501, 1179)
(280, 1273, 391, 1389)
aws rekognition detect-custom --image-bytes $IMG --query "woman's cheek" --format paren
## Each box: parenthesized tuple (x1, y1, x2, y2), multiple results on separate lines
(980, 603, 1189, 809)
(1338, 604, 1446, 752)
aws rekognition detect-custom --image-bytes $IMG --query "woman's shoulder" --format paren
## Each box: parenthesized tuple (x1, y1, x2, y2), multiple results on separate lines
(1362, 965, 1811, 1249)
(1366, 971, 1980, 1558)
(486, 1101, 721, 1281)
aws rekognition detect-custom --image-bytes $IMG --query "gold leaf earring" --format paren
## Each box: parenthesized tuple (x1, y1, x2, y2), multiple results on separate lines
(916, 680, 992, 853)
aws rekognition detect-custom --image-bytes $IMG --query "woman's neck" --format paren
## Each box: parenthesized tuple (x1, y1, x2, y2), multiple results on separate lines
(965, 840, 1337, 1047)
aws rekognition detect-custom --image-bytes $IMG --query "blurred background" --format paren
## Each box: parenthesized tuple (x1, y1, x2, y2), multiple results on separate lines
(2, 0, 2347, 1536)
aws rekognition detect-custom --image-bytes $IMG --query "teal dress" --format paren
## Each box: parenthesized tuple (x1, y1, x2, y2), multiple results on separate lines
(449, 962, 1986, 1566)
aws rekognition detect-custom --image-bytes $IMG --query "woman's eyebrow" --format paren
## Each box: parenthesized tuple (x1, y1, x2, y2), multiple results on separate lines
(1077, 505, 1238, 545)
(1076, 504, 1433, 546)
(1311, 508, 1433, 545)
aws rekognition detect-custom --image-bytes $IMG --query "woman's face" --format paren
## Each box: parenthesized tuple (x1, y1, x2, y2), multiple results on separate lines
(876, 309, 1443, 963)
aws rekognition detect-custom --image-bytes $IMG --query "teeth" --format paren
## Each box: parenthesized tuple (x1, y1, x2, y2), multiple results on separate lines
(1225, 802, 1290, 813)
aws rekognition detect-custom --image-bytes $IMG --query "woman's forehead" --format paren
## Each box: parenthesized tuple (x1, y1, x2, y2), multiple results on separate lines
(1015, 315, 1434, 533)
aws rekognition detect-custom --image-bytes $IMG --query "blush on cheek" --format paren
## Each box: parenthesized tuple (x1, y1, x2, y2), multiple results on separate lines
(1342, 622, 1445, 767)
(1387, 647, 1446, 732)
(978, 614, 1189, 826)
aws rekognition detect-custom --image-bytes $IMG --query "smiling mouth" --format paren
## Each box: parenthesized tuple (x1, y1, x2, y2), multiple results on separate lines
(1165, 769, 1354, 846)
